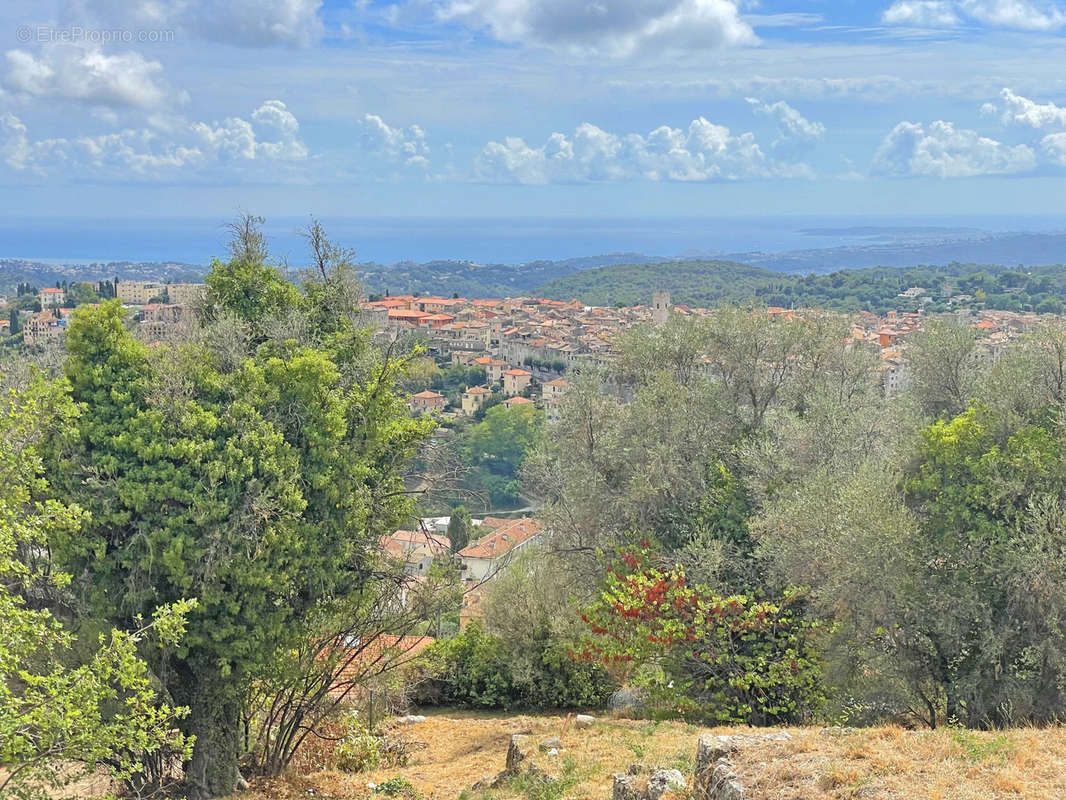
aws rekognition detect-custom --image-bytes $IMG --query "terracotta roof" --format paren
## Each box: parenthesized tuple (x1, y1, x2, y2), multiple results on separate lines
(459, 517, 540, 560)
(411, 390, 445, 399)
(504, 368, 531, 376)
(464, 385, 493, 395)
(504, 396, 533, 406)
(543, 378, 569, 387)
(40, 287, 63, 293)
(381, 529, 451, 559)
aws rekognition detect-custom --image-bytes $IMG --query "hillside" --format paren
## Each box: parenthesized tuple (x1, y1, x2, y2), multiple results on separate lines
(356, 253, 670, 298)
(233, 712, 1066, 800)
(0, 258, 205, 295)
(535, 259, 1066, 314)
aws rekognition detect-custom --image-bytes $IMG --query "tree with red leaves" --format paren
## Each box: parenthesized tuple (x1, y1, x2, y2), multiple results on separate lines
(578, 548, 823, 725)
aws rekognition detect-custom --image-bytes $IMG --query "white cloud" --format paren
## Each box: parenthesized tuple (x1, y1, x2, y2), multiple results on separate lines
(71, 0, 325, 47)
(1, 100, 308, 178)
(360, 113, 430, 170)
(958, 0, 1066, 29)
(882, 1, 960, 26)
(872, 119, 1037, 177)
(3, 45, 177, 109)
(436, 0, 756, 55)
(987, 88, 1066, 129)
(1041, 132, 1066, 164)
(474, 117, 810, 184)
(745, 98, 825, 149)
(882, 0, 1066, 29)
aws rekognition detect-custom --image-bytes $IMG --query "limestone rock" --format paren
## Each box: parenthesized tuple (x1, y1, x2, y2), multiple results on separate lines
(647, 768, 686, 799)
(506, 734, 534, 773)
(706, 762, 745, 800)
(612, 773, 644, 800)
(539, 736, 564, 752)
(397, 714, 427, 725)
(575, 714, 596, 728)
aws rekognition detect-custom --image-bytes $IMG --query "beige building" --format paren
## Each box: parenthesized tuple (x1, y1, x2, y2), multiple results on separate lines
(503, 368, 532, 396)
(473, 356, 509, 383)
(461, 385, 493, 415)
(166, 283, 207, 306)
(39, 287, 65, 307)
(23, 309, 64, 347)
(541, 378, 568, 421)
(382, 529, 452, 576)
(117, 281, 163, 305)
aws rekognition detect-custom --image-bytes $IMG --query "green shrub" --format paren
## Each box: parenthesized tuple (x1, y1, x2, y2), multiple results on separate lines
(414, 622, 613, 710)
(334, 714, 382, 773)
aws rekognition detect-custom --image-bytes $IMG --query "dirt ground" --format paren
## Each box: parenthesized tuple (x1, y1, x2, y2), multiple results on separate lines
(233, 711, 1066, 800)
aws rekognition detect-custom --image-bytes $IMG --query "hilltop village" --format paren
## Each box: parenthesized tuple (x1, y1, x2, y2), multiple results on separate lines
(359, 290, 1052, 414)
(3, 280, 1053, 411)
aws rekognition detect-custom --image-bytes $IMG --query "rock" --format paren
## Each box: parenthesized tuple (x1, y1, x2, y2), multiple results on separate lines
(506, 734, 534, 773)
(610, 687, 648, 714)
(647, 768, 686, 799)
(612, 773, 645, 800)
(693, 734, 745, 800)
(695, 734, 739, 770)
(539, 736, 564, 752)
(764, 731, 792, 742)
(627, 763, 644, 775)
(502, 733, 561, 784)
(820, 725, 857, 737)
(547, 748, 559, 757)
(397, 714, 427, 725)
(575, 714, 596, 728)
(235, 775, 250, 791)
(471, 774, 502, 791)
(706, 762, 746, 800)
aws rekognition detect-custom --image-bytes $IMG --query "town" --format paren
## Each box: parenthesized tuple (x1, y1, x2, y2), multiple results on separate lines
(4, 279, 1057, 410)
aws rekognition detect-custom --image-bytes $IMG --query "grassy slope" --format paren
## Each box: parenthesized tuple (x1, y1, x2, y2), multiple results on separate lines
(235, 711, 1066, 800)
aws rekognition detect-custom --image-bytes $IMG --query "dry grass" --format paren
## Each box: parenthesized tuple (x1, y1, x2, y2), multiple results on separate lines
(231, 712, 1066, 800)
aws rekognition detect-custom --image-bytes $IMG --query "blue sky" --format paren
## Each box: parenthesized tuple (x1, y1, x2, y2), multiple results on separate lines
(1, 0, 1066, 219)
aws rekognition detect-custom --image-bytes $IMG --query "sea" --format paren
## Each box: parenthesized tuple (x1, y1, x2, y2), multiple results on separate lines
(1, 215, 1064, 266)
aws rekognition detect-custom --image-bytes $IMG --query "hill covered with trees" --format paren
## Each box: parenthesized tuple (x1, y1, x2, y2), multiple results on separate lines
(535, 259, 1066, 314)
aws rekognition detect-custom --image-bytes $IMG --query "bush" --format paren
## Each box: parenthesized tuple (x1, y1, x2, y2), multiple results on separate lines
(335, 724, 382, 773)
(332, 712, 423, 773)
(579, 550, 824, 725)
(414, 622, 613, 710)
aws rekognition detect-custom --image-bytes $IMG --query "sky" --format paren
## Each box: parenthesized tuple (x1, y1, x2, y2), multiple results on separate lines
(1, 0, 1066, 220)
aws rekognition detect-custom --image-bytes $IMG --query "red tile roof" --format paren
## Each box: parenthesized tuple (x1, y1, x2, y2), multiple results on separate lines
(459, 517, 540, 560)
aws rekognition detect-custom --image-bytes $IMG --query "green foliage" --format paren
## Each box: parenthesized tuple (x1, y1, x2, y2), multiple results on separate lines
(534, 259, 1066, 314)
(45, 218, 432, 797)
(334, 714, 383, 773)
(415, 620, 611, 710)
(457, 403, 543, 507)
(447, 505, 472, 552)
(374, 776, 422, 798)
(579, 550, 824, 725)
(0, 373, 193, 800)
(66, 281, 101, 307)
(950, 728, 1013, 763)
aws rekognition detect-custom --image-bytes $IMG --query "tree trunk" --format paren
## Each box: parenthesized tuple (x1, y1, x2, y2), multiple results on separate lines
(180, 666, 243, 800)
